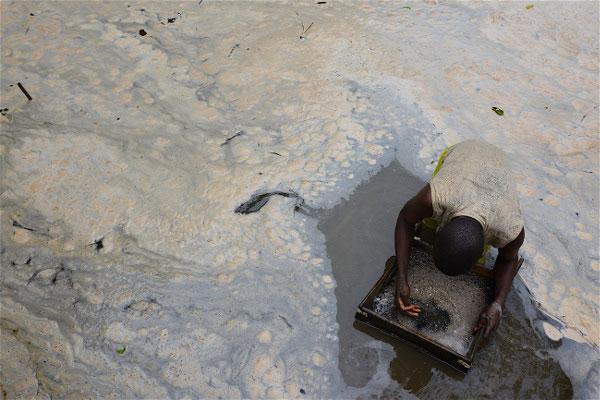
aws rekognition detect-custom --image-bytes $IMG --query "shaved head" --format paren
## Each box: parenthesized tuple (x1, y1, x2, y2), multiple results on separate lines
(433, 216, 484, 276)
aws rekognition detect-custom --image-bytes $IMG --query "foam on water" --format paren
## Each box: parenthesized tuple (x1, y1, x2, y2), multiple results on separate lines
(1, 1, 597, 398)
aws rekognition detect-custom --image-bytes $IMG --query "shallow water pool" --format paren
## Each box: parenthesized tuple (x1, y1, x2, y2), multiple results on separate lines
(318, 161, 573, 398)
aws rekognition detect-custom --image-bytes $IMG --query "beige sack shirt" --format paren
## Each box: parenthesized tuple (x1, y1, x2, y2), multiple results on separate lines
(429, 140, 524, 248)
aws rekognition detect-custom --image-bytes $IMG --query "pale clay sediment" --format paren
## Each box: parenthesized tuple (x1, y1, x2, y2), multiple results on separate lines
(1, 1, 598, 398)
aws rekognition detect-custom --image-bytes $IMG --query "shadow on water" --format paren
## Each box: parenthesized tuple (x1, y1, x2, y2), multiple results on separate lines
(318, 161, 573, 398)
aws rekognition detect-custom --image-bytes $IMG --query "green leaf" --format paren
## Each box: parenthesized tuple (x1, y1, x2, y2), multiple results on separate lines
(402, 6, 411, 10)
(525, 4, 534, 10)
(491, 107, 504, 116)
(116, 346, 126, 355)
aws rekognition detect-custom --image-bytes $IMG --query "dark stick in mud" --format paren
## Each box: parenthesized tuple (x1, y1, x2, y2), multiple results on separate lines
(17, 82, 32, 101)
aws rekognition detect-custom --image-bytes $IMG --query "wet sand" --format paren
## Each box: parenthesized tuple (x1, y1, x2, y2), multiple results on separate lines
(318, 161, 573, 397)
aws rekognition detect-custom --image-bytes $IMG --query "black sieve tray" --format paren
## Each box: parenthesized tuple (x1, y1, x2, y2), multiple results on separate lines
(354, 238, 493, 372)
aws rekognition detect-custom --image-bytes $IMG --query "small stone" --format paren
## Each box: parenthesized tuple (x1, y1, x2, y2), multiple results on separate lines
(257, 330, 272, 344)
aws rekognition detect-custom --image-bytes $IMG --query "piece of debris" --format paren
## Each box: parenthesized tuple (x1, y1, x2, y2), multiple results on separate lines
(299, 22, 313, 39)
(116, 346, 127, 355)
(51, 264, 69, 285)
(167, 17, 176, 23)
(17, 82, 32, 101)
(300, 388, 306, 395)
(90, 238, 104, 251)
(526, 4, 534, 10)
(317, 1, 326, 4)
(1, 108, 9, 116)
(12, 220, 36, 232)
(221, 131, 245, 146)
(278, 315, 293, 329)
(270, 152, 282, 156)
(228, 43, 240, 57)
(491, 106, 504, 116)
(402, 6, 412, 10)
(235, 191, 302, 214)
(414, 299, 451, 331)
(139, 29, 147, 36)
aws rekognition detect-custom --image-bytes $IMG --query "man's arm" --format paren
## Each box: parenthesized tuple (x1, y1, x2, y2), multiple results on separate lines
(474, 228, 525, 337)
(394, 184, 434, 317)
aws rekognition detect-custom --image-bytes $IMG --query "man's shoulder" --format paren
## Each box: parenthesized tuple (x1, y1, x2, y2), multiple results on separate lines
(453, 139, 504, 154)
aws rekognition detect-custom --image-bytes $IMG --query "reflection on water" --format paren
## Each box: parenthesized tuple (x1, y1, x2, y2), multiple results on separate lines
(318, 161, 572, 398)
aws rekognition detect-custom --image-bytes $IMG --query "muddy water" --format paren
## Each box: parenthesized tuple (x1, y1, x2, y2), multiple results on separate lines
(318, 161, 573, 398)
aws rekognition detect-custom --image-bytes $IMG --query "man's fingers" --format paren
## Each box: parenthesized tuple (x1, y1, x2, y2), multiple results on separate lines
(474, 315, 488, 333)
(484, 319, 493, 337)
(398, 300, 420, 312)
(397, 303, 420, 317)
(403, 308, 420, 317)
(493, 315, 501, 331)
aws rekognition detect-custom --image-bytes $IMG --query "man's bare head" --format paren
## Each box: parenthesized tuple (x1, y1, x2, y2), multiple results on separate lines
(433, 216, 484, 276)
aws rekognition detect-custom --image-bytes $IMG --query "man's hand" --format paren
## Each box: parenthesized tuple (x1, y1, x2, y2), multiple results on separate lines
(474, 301, 503, 337)
(395, 281, 421, 317)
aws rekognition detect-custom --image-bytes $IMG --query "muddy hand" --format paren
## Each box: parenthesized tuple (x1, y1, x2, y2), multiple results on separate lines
(395, 283, 421, 317)
(474, 301, 502, 337)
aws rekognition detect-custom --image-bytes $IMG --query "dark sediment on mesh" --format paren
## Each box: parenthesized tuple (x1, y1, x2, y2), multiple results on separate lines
(369, 247, 492, 356)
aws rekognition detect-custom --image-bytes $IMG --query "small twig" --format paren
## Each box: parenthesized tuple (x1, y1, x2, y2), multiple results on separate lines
(221, 131, 245, 146)
(299, 21, 314, 39)
(278, 315, 293, 329)
(270, 152, 282, 156)
(304, 22, 314, 34)
(228, 43, 240, 57)
(27, 269, 42, 285)
(13, 220, 36, 232)
(17, 82, 32, 101)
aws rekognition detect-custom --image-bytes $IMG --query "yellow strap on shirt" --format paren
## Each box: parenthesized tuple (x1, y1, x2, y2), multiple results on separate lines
(432, 145, 452, 177)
